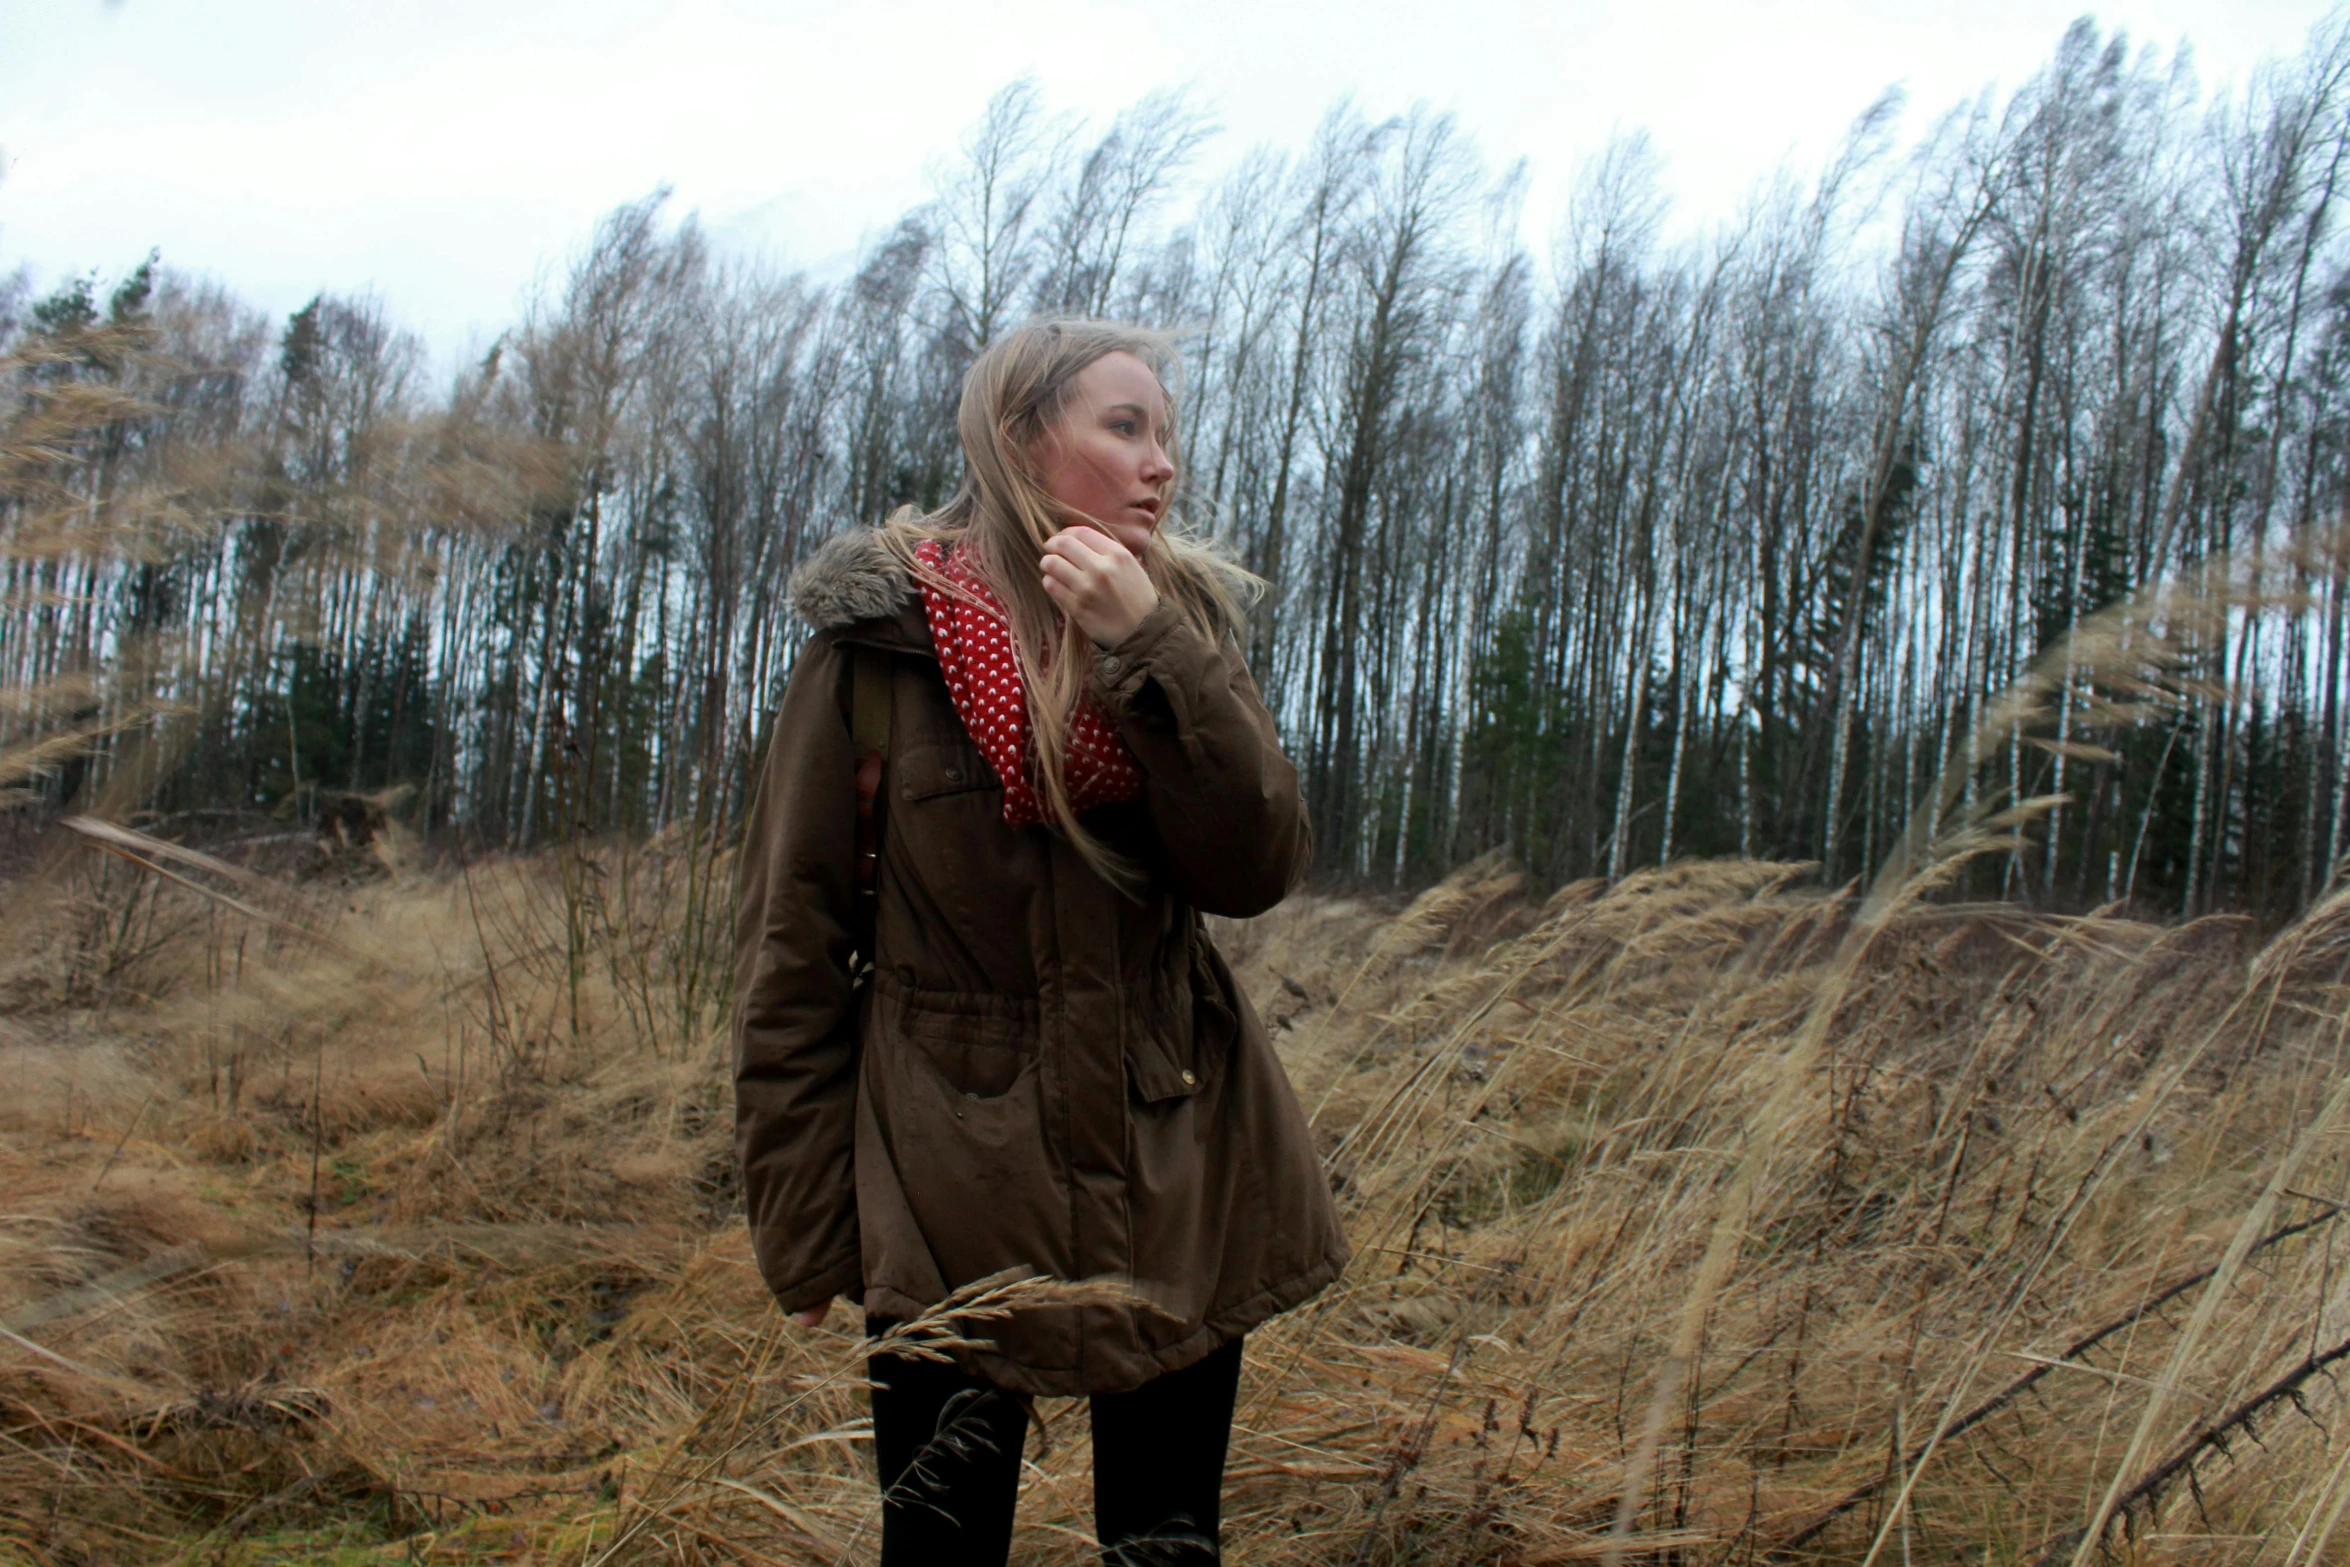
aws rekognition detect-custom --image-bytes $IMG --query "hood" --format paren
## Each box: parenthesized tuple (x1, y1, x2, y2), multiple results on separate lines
(788, 526, 917, 632)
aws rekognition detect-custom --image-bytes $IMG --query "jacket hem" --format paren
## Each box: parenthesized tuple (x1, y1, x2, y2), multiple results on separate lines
(890, 1244, 1350, 1398)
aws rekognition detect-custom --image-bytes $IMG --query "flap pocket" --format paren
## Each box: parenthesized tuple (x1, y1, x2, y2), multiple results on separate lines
(1127, 1019, 1199, 1103)
(1126, 927, 1240, 1104)
(897, 740, 998, 804)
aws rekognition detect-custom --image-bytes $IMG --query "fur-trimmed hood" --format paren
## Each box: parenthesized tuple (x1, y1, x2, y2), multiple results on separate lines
(788, 526, 916, 632)
(788, 521, 1251, 645)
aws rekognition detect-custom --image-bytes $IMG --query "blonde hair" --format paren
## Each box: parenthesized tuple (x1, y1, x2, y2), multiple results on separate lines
(876, 317, 1254, 888)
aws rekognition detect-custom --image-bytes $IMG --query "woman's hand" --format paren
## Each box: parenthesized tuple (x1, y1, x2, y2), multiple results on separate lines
(790, 1304, 827, 1329)
(1041, 525, 1159, 647)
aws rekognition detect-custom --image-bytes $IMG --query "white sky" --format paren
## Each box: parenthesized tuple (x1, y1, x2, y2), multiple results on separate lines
(1, 0, 2338, 370)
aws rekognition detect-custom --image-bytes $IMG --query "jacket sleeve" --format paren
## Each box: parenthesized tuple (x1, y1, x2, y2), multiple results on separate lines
(1089, 598, 1311, 918)
(731, 630, 863, 1314)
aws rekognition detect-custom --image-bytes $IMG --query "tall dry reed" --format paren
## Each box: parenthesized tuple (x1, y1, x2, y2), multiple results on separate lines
(5, 825, 2349, 1563)
(7, 358, 2350, 1560)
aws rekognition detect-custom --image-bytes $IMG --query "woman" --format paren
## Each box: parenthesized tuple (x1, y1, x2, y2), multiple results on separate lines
(731, 317, 1348, 1564)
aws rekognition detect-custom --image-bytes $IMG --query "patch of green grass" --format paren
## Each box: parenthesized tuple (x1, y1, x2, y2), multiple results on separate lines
(329, 1156, 372, 1207)
(211, 1519, 404, 1566)
(1506, 1138, 1576, 1208)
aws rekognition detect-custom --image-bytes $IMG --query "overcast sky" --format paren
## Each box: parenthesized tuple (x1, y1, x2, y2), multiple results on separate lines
(1, 0, 2338, 369)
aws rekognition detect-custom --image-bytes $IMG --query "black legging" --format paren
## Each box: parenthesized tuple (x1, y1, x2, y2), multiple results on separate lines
(867, 1332, 1244, 1565)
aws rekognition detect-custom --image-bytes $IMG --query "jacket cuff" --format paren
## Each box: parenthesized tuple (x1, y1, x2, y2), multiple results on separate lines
(767, 1252, 863, 1315)
(1087, 597, 1185, 718)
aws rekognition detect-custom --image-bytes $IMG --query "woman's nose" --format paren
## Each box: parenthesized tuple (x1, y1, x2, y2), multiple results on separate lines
(1142, 442, 1174, 483)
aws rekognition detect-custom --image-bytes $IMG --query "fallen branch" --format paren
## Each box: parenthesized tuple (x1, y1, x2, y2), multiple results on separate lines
(1775, 1200, 2346, 1554)
(2095, 1328, 2350, 1542)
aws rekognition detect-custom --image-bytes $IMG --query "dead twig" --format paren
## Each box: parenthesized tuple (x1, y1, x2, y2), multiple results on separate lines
(1774, 1199, 2349, 1555)
(2090, 1329, 2350, 1545)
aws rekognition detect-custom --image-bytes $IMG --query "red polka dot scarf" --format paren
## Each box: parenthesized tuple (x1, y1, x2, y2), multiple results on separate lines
(914, 539, 1142, 827)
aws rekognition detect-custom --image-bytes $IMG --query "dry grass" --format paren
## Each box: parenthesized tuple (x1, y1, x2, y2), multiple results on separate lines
(1, 825, 2348, 1565)
(11, 335, 2350, 1564)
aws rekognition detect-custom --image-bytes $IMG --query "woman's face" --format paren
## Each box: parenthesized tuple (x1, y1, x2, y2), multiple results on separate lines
(1031, 350, 1175, 558)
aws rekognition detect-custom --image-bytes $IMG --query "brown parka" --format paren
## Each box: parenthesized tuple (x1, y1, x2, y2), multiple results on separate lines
(731, 526, 1350, 1397)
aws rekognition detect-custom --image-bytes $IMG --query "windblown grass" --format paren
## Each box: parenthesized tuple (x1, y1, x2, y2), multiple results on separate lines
(9, 331, 2350, 1562)
(2, 820, 2349, 1564)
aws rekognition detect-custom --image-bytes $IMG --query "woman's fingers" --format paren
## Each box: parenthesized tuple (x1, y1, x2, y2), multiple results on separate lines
(1040, 534, 1103, 578)
(1041, 524, 1157, 644)
(1044, 528, 1137, 584)
(1043, 521, 1105, 550)
(1040, 541, 1110, 596)
(790, 1304, 827, 1328)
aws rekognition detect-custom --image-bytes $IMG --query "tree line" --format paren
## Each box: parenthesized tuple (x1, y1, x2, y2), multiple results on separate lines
(7, 16, 2350, 918)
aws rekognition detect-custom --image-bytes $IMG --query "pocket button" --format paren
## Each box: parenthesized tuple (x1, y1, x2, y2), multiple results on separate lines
(943, 765, 964, 784)
(1180, 1069, 1196, 1086)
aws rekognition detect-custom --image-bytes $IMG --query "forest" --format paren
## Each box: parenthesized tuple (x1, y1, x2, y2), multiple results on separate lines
(7, 15, 2350, 917)
(19, 16, 2350, 1564)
